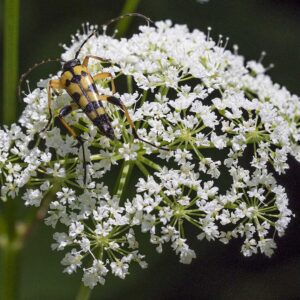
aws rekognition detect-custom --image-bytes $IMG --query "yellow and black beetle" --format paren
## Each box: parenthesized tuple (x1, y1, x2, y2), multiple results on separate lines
(19, 14, 167, 183)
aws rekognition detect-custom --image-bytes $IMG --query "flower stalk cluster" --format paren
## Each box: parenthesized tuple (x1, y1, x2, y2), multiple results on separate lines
(1, 21, 299, 288)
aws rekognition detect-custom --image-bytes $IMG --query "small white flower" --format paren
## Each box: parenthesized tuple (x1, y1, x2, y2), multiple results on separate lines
(69, 221, 84, 238)
(110, 259, 129, 279)
(22, 189, 43, 207)
(57, 187, 76, 205)
(118, 143, 139, 161)
(61, 250, 83, 274)
(258, 239, 277, 257)
(241, 239, 257, 257)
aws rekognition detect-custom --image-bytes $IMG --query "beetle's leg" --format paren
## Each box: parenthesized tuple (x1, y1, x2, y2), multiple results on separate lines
(58, 103, 88, 184)
(41, 79, 63, 132)
(82, 55, 110, 68)
(98, 95, 168, 151)
(58, 102, 80, 138)
(93, 72, 116, 94)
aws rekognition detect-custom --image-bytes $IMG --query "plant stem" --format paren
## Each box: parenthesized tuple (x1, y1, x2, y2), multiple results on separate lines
(0, 194, 19, 299)
(0, 238, 21, 300)
(3, 0, 19, 124)
(115, 0, 141, 37)
(127, 75, 133, 94)
(114, 161, 134, 200)
(75, 283, 92, 300)
(139, 156, 162, 171)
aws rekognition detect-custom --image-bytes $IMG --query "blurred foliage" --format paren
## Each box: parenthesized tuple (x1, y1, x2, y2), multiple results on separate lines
(2, 0, 19, 124)
(1, 0, 300, 299)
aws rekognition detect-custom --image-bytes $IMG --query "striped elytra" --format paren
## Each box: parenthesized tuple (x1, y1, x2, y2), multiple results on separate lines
(60, 63, 115, 139)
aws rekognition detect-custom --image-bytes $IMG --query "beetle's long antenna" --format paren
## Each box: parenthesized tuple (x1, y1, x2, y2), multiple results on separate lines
(18, 58, 62, 101)
(102, 13, 154, 30)
(75, 30, 97, 59)
(133, 130, 168, 151)
(75, 14, 153, 59)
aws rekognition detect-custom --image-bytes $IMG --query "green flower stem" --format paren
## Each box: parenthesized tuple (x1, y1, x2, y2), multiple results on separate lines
(189, 142, 204, 160)
(0, 195, 19, 300)
(127, 75, 133, 94)
(114, 161, 134, 200)
(135, 160, 149, 177)
(75, 283, 92, 300)
(0, 238, 21, 300)
(1, 2, 20, 294)
(138, 156, 162, 172)
(115, 0, 142, 38)
(3, 0, 19, 124)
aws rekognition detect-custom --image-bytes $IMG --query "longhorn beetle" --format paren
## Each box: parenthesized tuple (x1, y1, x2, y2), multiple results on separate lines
(19, 13, 168, 184)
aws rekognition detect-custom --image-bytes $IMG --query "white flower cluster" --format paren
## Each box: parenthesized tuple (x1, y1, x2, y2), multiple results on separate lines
(1, 21, 299, 288)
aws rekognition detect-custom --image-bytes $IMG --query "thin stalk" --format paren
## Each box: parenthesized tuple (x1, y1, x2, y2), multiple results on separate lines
(0, 238, 21, 300)
(138, 156, 162, 171)
(115, 0, 142, 38)
(135, 161, 150, 177)
(127, 75, 133, 94)
(3, 0, 19, 124)
(114, 161, 134, 200)
(0, 194, 19, 300)
(75, 283, 92, 300)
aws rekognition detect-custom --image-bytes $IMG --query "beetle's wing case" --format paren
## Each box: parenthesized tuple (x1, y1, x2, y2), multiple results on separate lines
(60, 63, 115, 139)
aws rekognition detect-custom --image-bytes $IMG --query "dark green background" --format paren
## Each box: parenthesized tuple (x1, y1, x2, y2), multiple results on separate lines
(1, 0, 300, 299)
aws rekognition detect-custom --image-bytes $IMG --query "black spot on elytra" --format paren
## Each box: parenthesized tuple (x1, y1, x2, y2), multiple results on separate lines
(101, 123, 115, 140)
(65, 79, 71, 87)
(83, 102, 94, 113)
(81, 71, 88, 77)
(72, 92, 81, 103)
(71, 74, 81, 83)
(93, 115, 109, 126)
(93, 101, 101, 109)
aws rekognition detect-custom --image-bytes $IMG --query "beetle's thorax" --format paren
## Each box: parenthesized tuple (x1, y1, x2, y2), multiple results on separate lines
(62, 59, 81, 72)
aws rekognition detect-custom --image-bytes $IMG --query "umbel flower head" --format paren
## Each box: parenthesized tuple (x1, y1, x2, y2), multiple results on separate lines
(1, 21, 299, 288)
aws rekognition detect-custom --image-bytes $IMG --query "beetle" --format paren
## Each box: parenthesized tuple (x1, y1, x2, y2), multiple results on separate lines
(19, 14, 167, 183)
